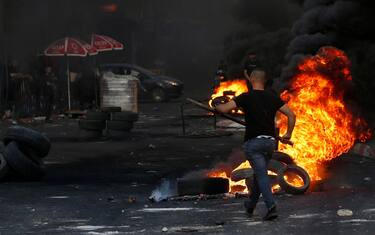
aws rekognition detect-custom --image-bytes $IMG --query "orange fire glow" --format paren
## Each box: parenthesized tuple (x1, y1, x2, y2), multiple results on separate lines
(278, 46, 371, 181)
(207, 46, 371, 194)
(209, 79, 248, 110)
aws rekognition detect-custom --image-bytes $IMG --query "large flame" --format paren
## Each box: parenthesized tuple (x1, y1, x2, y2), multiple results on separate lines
(278, 46, 371, 181)
(207, 46, 371, 193)
(209, 79, 248, 108)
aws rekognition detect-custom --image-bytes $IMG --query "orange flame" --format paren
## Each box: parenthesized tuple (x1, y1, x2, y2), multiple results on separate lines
(207, 47, 371, 194)
(278, 47, 371, 181)
(209, 80, 248, 109)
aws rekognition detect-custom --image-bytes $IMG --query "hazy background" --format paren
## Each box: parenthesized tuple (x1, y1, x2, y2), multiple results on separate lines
(0, 0, 302, 95)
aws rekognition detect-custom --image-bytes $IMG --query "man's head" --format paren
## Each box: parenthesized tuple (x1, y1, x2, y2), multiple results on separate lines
(248, 69, 267, 89)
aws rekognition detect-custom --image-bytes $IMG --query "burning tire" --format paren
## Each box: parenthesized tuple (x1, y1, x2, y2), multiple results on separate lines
(177, 177, 229, 196)
(3, 142, 45, 180)
(231, 168, 253, 182)
(86, 111, 110, 121)
(268, 159, 287, 174)
(3, 126, 51, 158)
(0, 153, 10, 179)
(278, 165, 310, 195)
(107, 120, 134, 132)
(79, 120, 106, 131)
(272, 151, 295, 165)
(111, 111, 139, 122)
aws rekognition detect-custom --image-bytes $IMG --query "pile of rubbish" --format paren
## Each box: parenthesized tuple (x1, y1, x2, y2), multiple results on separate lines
(0, 126, 51, 181)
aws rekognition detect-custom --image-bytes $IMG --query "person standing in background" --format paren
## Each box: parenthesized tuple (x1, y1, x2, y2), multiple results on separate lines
(43, 66, 57, 122)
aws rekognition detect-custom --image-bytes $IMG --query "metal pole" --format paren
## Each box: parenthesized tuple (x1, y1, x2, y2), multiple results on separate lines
(66, 56, 71, 110)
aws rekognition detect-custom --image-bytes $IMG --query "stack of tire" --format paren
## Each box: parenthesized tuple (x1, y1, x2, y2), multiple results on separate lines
(78, 107, 138, 137)
(231, 151, 311, 195)
(0, 126, 50, 181)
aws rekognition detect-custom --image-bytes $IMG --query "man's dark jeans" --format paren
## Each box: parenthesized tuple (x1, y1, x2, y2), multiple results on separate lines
(243, 137, 276, 209)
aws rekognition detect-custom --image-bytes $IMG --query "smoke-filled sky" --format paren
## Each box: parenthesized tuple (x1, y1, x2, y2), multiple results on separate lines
(0, 0, 301, 93)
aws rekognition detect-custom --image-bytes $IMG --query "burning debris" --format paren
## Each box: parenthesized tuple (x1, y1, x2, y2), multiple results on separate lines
(278, 46, 371, 181)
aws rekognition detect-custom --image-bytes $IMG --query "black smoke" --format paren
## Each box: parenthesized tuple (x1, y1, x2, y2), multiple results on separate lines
(277, 0, 375, 109)
(223, 0, 300, 82)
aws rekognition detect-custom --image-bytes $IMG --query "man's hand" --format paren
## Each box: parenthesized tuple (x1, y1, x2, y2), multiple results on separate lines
(278, 104, 296, 145)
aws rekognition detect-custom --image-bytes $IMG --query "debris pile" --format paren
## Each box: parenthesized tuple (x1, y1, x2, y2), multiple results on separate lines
(0, 126, 51, 181)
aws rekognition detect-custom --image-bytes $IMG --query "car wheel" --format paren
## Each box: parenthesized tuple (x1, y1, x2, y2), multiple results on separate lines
(3, 126, 51, 159)
(152, 88, 167, 102)
(278, 165, 310, 195)
(177, 177, 229, 196)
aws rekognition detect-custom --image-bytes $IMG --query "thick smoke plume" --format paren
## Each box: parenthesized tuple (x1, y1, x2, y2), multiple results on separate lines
(278, 0, 375, 109)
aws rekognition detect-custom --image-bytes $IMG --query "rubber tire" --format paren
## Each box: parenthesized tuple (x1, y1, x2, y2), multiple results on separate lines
(111, 111, 139, 122)
(79, 120, 106, 131)
(272, 151, 295, 165)
(101, 107, 121, 112)
(0, 153, 10, 180)
(86, 111, 110, 121)
(107, 120, 134, 131)
(152, 88, 167, 102)
(245, 174, 278, 191)
(231, 168, 253, 182)
(278, 165, 311, 195)
(3, 125, 51, 158)
(177, 177, 229, 196)
(3, 141, 45, 180)
(268, 159, 287, 174)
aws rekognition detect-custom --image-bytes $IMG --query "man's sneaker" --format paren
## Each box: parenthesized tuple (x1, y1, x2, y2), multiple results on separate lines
(263, 205, 278, 221)
(244, 200, 255, 217)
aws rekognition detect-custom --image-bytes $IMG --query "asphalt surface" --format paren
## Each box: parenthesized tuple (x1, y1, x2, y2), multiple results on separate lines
(1, 99, 375, 235)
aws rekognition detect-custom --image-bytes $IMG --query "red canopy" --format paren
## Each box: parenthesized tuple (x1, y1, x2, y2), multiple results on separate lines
(45, 37, 98, 57)
(91, 34, 124, 51)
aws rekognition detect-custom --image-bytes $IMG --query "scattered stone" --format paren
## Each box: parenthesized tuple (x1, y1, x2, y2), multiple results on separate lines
(337, 209, 353, 217)
(364, 177, 372, 182)
(144, 204, 149, 208)
(162, 227, 168, 232)
(148, 144, 156, 149)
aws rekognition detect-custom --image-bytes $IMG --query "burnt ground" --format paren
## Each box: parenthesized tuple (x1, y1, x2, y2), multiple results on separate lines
(1, 97, 375, 235)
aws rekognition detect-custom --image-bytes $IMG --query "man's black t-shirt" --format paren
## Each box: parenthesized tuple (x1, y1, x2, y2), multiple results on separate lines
(233, 90, 285, 142)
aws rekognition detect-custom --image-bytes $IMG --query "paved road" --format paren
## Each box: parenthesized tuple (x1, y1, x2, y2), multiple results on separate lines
(0, 101, 375, 234)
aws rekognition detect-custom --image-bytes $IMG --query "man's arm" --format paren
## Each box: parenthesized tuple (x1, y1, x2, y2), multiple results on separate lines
(216, 100, 237, 114)
(278, 104, 296, 140)
(244, 70, 250, 80)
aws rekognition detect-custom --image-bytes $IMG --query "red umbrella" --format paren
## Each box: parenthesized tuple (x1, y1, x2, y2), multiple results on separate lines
(91, 34, 124, 51)
(44, 37, 97, 109)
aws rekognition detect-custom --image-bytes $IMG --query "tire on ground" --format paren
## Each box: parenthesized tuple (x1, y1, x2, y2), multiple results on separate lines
(177, 177, 229, 196)
(272, 151, 295, 165)
(79, 120, 106, 131)
(101, 107, 122, 112)
(231, 168, 254, 182)
(278, 165, 311, 195)
(3, 141, 45, 180)
(107, 120, 134, 131)
(111, 111, 139, 122)
(0, 153, 10, 179)
(268, 159, 287, 174)
(86, 111, 110, 121)
(3, 125, 51, 158)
